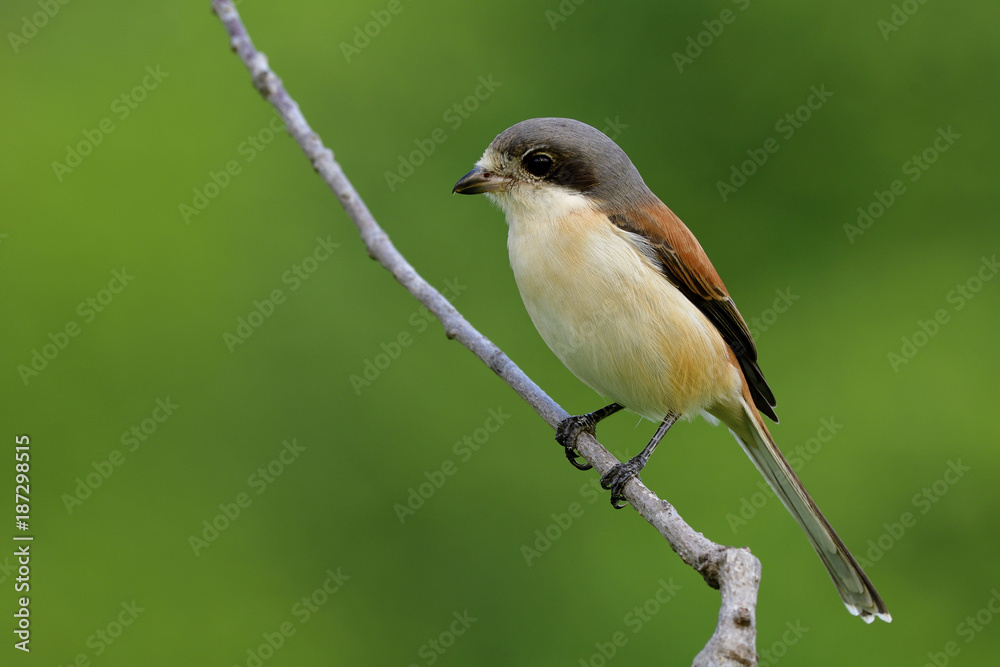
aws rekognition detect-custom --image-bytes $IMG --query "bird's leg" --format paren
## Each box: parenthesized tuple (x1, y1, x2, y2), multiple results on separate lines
(555, 403, 624, 470)
(600, 412, 679, 509)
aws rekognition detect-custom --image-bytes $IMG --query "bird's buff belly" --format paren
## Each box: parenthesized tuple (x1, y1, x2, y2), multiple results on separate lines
(508, 212, 739, 421)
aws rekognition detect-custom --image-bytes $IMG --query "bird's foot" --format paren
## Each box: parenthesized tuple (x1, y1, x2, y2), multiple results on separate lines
(599, 458, 646, 509)
(555, 414, 597, 471)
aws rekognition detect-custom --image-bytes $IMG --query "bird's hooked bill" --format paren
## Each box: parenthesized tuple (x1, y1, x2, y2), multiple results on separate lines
(452, 167, 503, 195)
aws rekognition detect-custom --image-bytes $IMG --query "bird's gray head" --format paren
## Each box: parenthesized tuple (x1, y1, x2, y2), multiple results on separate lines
(452, 118, 656, 213)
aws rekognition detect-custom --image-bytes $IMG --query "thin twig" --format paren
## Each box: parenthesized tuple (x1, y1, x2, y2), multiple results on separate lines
(211, 2, 761, 663)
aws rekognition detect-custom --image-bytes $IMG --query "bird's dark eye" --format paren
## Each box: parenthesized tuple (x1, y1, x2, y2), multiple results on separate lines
(523, 153, 553, 178)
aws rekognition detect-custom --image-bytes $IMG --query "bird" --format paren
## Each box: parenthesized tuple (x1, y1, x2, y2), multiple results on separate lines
(452, 117, 890, 623)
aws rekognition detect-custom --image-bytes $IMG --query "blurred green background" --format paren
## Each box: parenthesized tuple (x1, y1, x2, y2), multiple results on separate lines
(2, 0, 998, 664)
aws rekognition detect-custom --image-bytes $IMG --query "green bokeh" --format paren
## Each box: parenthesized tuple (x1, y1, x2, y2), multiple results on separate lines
(2, 1, 998, 665)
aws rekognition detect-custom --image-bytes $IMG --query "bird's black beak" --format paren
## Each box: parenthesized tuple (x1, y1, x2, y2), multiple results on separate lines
(452, 167, 503, 195)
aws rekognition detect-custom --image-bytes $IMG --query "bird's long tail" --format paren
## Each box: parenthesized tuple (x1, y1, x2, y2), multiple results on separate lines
(726, 398, 891, 623)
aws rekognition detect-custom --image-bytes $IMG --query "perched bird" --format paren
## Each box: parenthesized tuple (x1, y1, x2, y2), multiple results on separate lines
(452, 117, 890, 623)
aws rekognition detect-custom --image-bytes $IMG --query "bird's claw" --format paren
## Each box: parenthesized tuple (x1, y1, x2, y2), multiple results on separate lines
(600, 459, 644, 509)
(555, 415, 595, 471)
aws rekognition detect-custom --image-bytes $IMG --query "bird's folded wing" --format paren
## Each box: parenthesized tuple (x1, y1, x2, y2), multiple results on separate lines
(607, 203, 778, 422)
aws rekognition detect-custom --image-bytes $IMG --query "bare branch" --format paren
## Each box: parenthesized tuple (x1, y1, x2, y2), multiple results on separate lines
(211, 2, 761, 663)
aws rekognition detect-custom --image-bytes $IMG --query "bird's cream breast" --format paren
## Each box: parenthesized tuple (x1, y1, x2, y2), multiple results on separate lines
(502, 192, 739, 420)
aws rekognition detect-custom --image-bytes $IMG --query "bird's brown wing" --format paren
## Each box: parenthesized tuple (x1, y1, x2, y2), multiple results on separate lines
(607, 202, 778, 422)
